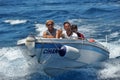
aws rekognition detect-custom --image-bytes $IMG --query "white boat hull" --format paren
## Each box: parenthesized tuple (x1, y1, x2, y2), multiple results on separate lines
(17, 37, 109, 76)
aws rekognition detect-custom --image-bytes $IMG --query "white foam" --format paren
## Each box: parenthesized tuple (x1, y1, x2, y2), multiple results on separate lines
(78, 25, 97, 36)
(0, 47, 24, 61)
(109, 32, 119, 38)
(108, 43, 120, 58)
(68, 19, 83, 24)
(97, 43, 120, 79)
(99, 62, 120, 79)
(118, 39, 120, 43)
(0, 47, 30, 77)
(99, 42, 120, 58)
(35, 23, 47, 36)
(4, 19, 27, 25)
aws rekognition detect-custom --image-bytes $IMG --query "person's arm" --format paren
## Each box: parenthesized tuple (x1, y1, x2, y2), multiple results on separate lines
(43, 31, 55, 38)
(56, 29, 62, 38)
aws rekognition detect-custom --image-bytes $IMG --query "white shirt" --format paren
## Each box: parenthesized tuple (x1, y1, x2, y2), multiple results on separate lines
(62, 31, 78, 39)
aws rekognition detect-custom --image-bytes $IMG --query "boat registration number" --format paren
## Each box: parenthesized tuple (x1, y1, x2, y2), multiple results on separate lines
(43, 48, 58, 54)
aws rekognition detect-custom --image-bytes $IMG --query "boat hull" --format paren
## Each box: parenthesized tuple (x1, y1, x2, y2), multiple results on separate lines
(17, 38, 109, 76)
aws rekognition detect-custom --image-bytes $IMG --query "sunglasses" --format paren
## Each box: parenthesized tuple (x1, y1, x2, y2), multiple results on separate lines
(47, 24, 53, 27)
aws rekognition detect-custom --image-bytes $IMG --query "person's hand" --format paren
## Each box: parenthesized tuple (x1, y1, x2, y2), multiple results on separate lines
(56, 29, 62, 38)
(58, 28, 62, 34)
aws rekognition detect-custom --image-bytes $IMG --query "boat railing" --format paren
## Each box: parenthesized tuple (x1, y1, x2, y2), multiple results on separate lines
(36, 36, 108, 49)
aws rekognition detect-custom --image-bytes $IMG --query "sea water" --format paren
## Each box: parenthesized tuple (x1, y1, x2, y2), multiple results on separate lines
(0, 0, 120, 80)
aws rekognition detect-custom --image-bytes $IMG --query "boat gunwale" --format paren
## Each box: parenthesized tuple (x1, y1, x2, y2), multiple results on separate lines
(35, 38, 109, 54)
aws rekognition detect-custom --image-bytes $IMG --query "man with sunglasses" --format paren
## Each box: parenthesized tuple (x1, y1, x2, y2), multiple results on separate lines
(43, 20, 62, 38)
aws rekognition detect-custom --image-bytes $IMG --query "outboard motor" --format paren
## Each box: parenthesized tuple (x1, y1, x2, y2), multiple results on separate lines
(25, 35, 36, 57)
(25, 35, 35, 49)
(58, 45, 80, 60)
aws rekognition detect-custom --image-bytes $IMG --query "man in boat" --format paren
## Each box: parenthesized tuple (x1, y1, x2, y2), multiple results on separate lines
(71, 24, 85, 40)
(43, 20, 62, 38)
(60, 22, 78, 39)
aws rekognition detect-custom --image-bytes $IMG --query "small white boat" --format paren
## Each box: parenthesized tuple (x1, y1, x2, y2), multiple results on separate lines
(17, 35, 109, 76)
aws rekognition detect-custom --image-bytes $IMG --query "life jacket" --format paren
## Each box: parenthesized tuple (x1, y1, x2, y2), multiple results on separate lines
(76, 32, 85, 39)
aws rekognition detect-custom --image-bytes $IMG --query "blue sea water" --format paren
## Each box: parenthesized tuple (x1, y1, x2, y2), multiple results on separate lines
(0, 0, 120, 80)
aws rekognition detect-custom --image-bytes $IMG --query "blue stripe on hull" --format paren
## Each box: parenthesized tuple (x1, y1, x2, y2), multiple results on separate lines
(35, 43, 62, 48)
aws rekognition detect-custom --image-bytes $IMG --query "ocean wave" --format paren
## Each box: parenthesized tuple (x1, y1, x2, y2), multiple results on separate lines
(4, 19, 27, 25)
(100, 42, 120, 58)
(35, 23, 46, 36)
(109, 32, 119, 38)
(83, 7, 110, 15)
(0, 47, 29, 77)
(98, 58, 120, 79)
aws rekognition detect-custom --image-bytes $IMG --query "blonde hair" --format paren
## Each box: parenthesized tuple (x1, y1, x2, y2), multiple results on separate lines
(46, 20, 54, 25)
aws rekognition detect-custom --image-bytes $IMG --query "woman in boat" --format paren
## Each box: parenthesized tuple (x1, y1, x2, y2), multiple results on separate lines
(43, 20, 62, 38)
(71, 24, 85, 40)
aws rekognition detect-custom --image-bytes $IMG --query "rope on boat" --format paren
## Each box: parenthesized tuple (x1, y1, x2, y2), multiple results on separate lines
(37, 37, 44, 63)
